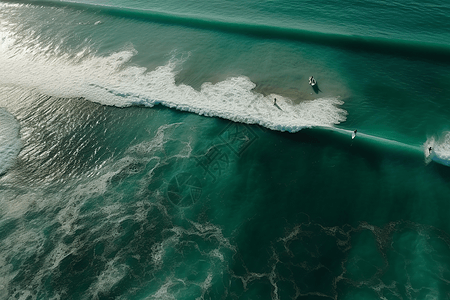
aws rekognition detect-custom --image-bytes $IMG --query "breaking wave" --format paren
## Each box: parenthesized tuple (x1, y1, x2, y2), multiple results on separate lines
(424, 132, 450, 167)
(0, 27, 347, 133)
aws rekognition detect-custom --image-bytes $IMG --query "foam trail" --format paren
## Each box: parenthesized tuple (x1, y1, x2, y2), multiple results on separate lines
(328, 128, 450, 167)
(0, 108, 22, 175)
(326, 127, 421, 151)
(0, 26, 347, 133)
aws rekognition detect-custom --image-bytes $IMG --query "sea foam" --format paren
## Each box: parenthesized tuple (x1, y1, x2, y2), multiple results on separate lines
(0, 26, 347, 133)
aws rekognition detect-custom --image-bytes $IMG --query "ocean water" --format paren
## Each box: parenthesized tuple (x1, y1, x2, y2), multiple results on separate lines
(1, 0, 450, 299)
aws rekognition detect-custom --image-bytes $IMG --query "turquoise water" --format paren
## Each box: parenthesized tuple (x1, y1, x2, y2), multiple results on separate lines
(1, 0, 450, 299)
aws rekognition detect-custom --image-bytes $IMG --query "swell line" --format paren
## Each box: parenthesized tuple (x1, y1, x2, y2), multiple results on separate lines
(6, 0, 450, 62)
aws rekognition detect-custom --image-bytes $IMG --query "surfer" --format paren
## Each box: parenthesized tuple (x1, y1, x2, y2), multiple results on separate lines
(352, 129, 357, 140)
(273, 98, 277, 105)
(429, 146, 432, 154)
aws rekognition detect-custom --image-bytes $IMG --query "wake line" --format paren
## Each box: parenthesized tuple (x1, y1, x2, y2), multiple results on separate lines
(316, 126, 423, 154)
(318, 126, 450, 168)
(9, 0, 450, 62)
(329, 127, 421, 153)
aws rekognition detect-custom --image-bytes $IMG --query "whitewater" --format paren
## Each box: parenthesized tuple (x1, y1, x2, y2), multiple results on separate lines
(0, 22, 346, 133)
(2, 0, 450, 299)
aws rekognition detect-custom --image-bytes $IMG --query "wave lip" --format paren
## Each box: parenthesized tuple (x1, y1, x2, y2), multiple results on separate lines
(0, 108, 22, 175)
(425, 133, 450, 167)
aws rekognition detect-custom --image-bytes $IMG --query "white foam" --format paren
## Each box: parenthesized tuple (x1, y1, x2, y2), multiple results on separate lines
(425, 132, 450, 166)
(90, 258, 128, 295)
(0, 23, 347, 133)
(0, 108, 22, 175)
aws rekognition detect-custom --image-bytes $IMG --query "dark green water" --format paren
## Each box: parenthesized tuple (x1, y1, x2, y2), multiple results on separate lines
(1, 0, 450, 299)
